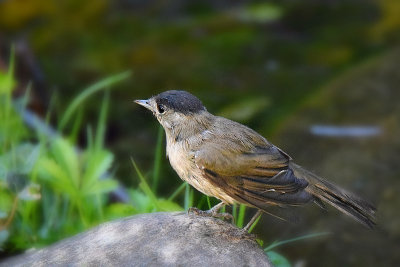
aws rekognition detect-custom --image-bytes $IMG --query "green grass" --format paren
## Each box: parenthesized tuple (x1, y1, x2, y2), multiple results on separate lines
(58, 71, 132, 131)
(0, 53, 135, 250)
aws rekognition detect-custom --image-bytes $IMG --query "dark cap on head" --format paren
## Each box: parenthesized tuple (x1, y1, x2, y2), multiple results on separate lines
(154, 90, 206, 114)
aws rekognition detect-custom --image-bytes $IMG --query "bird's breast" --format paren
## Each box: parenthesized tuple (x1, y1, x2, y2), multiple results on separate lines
(167, 140, 196, 183)
(167, 140, 236, 204)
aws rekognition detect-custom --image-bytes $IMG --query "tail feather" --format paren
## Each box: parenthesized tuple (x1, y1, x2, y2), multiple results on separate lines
(290, 162, 376, 228)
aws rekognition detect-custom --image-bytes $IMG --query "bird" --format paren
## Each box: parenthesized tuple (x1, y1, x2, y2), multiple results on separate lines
(135, 90, 376, 231)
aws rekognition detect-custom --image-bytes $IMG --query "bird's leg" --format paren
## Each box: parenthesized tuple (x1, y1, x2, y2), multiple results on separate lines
(188, 202, 234, 222)
(242, 210, 263, 232)
(207, 201, 225, 213)
(208, 202, 235, 222)
(188, 202, 224, 216)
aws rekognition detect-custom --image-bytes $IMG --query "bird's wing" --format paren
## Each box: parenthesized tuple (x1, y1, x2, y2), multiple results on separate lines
(194, 143, 311, 207)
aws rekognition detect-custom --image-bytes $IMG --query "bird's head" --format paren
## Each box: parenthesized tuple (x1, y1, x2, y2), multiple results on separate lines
(135, 90, 208, 133)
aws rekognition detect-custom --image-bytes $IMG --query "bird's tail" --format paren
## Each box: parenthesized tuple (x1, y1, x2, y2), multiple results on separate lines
(290, 162, 376, 228)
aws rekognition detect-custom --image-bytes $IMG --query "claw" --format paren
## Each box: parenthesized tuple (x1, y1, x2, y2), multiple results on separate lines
(187, 203, 234, 223)
(188, 207, 203, 215)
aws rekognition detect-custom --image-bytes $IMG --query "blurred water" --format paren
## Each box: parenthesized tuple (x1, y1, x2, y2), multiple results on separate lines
(310, 125, 382, 138)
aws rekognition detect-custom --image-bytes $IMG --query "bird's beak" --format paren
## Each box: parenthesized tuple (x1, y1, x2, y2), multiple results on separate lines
(134, 99, 152, 110)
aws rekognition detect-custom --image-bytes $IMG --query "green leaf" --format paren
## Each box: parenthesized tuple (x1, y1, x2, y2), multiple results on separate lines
(85, 179, 118, 196)
(37, 157, 76, 196)
(0, 46, 15, 94)
(105, 203, 137, 219)
(0, 192, 12, 214)
(157, 199, 183, 212)
(50, 138, 80, 189)
(266, 251, 291, 267)
(21, 144, 41, 173)
(81, 150, 114, 192)
(129, 189, 153, 213)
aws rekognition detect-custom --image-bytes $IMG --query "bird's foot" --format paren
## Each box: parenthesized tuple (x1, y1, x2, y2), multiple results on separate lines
(226, 209, 262, 239)
(188, 207, 234, 223)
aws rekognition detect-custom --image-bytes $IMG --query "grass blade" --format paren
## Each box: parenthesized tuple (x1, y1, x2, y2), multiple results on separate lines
(184, 183, 193, 210)
(130, 158, 159, 210)
(168, 182, 186, 201)
(59, 71, 131, 130)
(95, 91, 109, 151)
(69, 108, 84, 144)
(232, 204, 237, 221)
(264, 232, 331, 252)
(152, 125, 163, 192)
(207, 196, 211, 210)
(237, 204, 246, 228)
(248, 213, 262, 233)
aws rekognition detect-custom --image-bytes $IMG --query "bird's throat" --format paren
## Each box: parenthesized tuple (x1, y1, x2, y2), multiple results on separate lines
(166, 111, 214, 143)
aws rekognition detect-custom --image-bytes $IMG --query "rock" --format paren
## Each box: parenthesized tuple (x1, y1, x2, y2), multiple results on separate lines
(0, 212, 271, 267)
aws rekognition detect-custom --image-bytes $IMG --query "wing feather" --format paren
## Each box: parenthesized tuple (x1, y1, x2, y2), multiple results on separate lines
(195, 142, 312, 207)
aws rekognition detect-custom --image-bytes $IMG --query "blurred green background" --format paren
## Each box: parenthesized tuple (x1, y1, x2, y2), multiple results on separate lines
(0, 0, 399, 266)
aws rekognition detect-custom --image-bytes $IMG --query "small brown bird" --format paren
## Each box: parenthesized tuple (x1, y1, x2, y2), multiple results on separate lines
(135, 90, 376, 230)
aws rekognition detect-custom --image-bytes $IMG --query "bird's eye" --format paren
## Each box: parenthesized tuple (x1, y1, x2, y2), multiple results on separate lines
(157, 104, 165, 114)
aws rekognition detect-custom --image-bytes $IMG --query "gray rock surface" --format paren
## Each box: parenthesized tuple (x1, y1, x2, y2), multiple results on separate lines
(1, 212, 271, 267)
